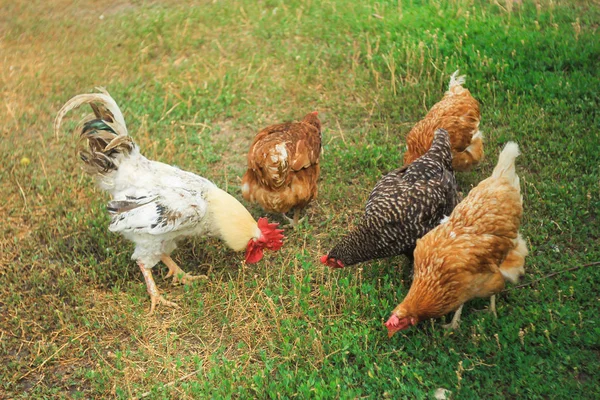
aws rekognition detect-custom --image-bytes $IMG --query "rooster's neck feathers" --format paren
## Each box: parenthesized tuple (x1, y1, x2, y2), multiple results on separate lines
(205, 187, 259, 252)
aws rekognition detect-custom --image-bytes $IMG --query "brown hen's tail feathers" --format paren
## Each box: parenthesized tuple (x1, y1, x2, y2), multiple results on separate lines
(493, 143, 525, 283)
(492, 142, 520, 192)
(448, 70, 466, 88)
(54, 88, 135, 174)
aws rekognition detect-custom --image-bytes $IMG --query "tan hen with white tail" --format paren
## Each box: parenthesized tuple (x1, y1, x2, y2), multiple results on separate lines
(404, 70, 483, 171)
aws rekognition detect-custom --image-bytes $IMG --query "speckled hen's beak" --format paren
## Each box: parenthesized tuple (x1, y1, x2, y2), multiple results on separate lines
(320, 255, 344, 269)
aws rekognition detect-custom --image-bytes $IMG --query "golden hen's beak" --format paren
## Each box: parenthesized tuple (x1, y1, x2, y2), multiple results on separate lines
(386, 326, 401, 338)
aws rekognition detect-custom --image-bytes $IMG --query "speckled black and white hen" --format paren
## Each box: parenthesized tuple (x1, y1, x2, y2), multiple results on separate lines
(320, 128, 459, 268)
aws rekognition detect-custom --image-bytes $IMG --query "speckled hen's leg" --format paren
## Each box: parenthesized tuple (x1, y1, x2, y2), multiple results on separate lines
(442, 304, 464, 330)
(137, 261, 178, 314)
(161, 255, 207, 285)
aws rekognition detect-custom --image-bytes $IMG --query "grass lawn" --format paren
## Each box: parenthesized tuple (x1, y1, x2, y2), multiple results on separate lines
(1, 0, 599, 398)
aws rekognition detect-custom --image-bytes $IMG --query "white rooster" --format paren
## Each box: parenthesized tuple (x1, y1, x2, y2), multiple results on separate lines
(54, 88, 284, 313)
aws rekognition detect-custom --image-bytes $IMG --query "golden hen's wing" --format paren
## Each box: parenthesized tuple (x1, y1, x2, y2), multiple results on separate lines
(289, 111, 322, 170)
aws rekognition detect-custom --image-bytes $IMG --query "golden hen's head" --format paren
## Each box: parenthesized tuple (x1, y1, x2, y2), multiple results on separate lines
(384, 305, 418, 338)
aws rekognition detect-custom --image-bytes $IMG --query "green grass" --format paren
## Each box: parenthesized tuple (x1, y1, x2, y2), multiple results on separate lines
(1, 0, 599, 398)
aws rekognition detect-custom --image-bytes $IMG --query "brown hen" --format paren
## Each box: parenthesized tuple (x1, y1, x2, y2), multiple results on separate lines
(242, 112, 321, 226)
(404, 71, 483, 171)
(385, 142, 528, 336)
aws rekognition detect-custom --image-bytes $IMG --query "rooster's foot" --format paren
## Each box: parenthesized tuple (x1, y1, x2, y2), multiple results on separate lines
(149, 294, 179, 315)
(161, 254, 208, 285)
(138, 261, 179, 315)
(168, 271, 208, 285)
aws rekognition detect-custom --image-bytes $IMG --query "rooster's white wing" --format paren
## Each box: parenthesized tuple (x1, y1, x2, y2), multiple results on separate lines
(107, 187, 208, 235)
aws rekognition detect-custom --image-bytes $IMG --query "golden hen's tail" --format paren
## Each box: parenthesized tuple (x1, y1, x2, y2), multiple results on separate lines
(54, 88, 135, 175)
(492, 142, 520, 193)
(447, 70, 467, 95)
(449, 70, 466, 88)
(499, 234, 528, 283)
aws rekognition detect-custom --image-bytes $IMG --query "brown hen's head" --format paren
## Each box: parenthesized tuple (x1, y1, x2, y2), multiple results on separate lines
(245, 218, 285, 264)
(384, 306, 418, 338)
(302, 111, 321, 132)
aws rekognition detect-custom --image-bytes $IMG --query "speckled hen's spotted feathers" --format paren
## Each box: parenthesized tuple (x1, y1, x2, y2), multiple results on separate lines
(326, 128, 459, 266)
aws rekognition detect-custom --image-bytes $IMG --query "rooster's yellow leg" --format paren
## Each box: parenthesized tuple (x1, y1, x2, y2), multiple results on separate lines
(138, 261, 178, 314)
(442, 304, 464, 330)
(161, 255, 208, 285)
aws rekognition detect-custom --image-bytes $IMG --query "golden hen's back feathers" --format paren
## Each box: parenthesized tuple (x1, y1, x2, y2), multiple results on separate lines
(404, 71, 483, 171)
(242, 112, 322, 223)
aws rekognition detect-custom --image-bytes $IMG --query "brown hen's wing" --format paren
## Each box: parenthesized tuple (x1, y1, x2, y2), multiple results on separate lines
(289, 116, 322, 171)
(242, 113, 321, 214)
(247, 123, 293, 189)
(450, 177, 522, 239)
(290, 139, 313, 170)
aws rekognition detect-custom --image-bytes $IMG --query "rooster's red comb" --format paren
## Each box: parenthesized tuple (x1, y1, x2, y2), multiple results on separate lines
(257, 217, 285, 251)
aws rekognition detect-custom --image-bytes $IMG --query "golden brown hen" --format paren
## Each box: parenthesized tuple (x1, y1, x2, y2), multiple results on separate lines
(242, 112, 321, 226)
(385, 142, 528, 336)
(404, 71, 483, 171)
